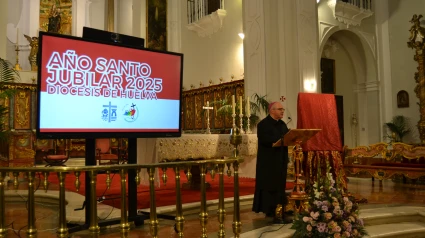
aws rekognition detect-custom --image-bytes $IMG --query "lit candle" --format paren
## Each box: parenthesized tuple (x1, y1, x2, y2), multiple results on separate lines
(246, 96, 250, 115)
(232, 95, 235, 115)
(16, 28, 19, 45)
(239, 96, 243, 115)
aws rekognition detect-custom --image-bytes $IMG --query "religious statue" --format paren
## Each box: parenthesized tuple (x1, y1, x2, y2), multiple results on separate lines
(24, 35, 39, 71)
(47, 4, 61, 33)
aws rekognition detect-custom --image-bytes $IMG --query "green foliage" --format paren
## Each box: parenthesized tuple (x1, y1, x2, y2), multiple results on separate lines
(0, 58, 19, 141)
(210, 93, 270, 131)
(384, 115, 411, 142)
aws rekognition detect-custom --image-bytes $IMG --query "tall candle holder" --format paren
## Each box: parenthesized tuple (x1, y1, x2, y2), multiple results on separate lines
(239, 113, 244, 134)
(246, 114, 252, 134)
(232, 113, 236, 130)
(14, 45, 22, 71)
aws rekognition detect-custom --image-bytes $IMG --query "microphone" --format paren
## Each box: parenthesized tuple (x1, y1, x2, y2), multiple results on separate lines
(287, 117, 292, 124)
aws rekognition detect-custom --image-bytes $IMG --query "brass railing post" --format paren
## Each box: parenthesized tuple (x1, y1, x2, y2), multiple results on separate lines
(174, 166, 184, 237)
(148, 167, 159, 238)
(26, 171, 37, 236)
(120, 168, 130, 232)
(0, 172, 6, 237)
(217, 163, 226, 238)
(57, 172, 68, 237)
(232, 161, 241, 238)
(88, 170, 100, 233)
(199, 164, 208, 238)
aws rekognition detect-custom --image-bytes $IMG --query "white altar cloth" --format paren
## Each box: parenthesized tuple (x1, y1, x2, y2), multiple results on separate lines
(137, 134, 258, 186)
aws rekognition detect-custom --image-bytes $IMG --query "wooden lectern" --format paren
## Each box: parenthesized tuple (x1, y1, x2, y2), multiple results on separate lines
(273, 129, 321, 217)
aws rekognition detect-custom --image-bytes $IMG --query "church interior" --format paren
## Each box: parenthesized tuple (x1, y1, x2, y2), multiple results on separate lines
(2, 0, 425, 237)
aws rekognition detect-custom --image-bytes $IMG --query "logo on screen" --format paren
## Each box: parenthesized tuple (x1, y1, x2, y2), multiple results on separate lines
(101, 101, 117, 122)
(123, 103, 138, 122)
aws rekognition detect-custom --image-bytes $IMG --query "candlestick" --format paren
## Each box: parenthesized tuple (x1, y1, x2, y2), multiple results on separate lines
(239, 96, 243, 115)
(203, 101, 213, 134)
(14, 44, 22, 71)
(232, 95, 235, 115)
(231, 95, 236, 129)
(239, 114, 244, 134)
(246, 97, 252, 134)
(246, 97, 250, 115)
(16, 28, 19, 45)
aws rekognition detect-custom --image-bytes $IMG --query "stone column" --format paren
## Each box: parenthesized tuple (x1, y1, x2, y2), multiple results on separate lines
(132, 0, 146, 40)
(0, 0, 8, 59)
(242, 0, 319, 125)
(375, 0, 393, 140)
(242, 0, 267, 102)
(167, 0, 182, 53)
(117, 0, 132, 35)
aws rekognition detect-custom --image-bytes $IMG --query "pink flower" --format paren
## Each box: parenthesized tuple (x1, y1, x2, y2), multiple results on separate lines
(302, 216, 312, 223)
(310, 211, 320, 220)
(344, 231, 351, 237)
(307, 224, 312, 232)
(334, 233, 341, 238)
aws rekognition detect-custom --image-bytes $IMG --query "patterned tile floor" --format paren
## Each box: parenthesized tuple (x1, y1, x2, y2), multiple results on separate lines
(3, 176, 425, 237)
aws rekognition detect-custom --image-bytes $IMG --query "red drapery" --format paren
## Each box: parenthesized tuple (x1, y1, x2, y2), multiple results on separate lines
(296, 93, 347, 190)
(297, 92, 342, 151)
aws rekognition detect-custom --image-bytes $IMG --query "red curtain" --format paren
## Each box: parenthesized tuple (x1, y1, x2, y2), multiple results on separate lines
(297, 92, 342, 151)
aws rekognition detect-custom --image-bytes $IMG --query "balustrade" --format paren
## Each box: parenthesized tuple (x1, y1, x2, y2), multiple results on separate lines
(0, 157, 243, 238)
(187, 0, 224, 24)
(341, 0, 372, 10)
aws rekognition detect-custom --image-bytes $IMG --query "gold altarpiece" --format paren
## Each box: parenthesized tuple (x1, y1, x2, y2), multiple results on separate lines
(0, 83, 37, 167)
(182, 79, 244, 133)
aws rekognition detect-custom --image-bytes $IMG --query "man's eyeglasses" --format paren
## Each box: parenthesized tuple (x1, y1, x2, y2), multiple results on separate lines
(273, 108, 285, 111)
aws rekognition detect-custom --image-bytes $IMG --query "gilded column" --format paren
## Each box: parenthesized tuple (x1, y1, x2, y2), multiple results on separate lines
(26, 171, 37, 236)
(174, 166, 184, 237)
(199, 164, 208, 238)
(57, 172, 68, 237)
(408, 14, 425, 144)
(0, 172, 6, 237)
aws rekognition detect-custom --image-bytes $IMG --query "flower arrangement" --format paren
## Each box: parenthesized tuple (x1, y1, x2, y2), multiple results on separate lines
(291, 164, 368, 238)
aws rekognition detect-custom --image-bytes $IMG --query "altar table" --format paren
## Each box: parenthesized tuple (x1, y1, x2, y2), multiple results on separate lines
(137, 134, 258, 186)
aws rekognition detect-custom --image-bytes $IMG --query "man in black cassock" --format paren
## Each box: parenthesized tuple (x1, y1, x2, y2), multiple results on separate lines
(252, 101, 290, 223)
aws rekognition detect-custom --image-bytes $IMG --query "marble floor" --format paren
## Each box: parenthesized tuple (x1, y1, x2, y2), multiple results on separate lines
(4, 175, 425, 237)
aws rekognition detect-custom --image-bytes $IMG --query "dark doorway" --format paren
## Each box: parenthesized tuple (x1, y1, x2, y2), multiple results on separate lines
(321, 58, 335, 94)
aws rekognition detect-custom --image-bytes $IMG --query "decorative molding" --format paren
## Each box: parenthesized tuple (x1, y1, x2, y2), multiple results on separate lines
(319, 21, 337, 43)
(354, 81, 380, 93)
(186, 9, 227, 37)
(356, 30, 376, 59)
(327, 0, 373, 27)
(322, 38, 339, 58)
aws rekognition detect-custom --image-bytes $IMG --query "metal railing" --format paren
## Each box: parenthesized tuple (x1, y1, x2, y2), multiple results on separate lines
(341, 0, 372, 10)
(0, 157, 243, 238)
(187, 0, 225, 24)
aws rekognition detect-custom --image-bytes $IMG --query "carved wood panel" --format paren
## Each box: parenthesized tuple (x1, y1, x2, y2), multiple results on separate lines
(182, 80, 244, 133)
(14, 90, 32, 129)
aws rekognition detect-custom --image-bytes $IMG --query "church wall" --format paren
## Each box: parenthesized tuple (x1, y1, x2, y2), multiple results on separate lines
(332, 45, 356, 147)
(387, 0, 425, 143)
(180, 0, 243, 89)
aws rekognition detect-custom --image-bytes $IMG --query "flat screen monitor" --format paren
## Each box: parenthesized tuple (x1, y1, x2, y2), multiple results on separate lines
(82, 27, 145, 48)
(36, 32, 183, 139)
